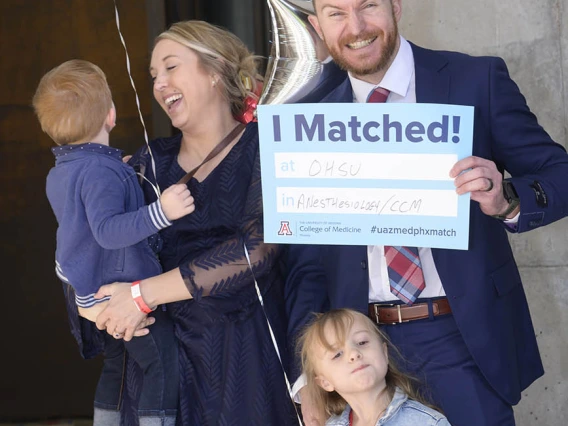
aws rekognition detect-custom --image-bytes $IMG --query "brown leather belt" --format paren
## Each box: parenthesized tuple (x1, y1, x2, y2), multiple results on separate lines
(368, 298, 451, 325)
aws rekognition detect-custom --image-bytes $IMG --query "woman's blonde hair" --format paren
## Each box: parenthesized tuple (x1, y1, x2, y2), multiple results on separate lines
(32, 59, 112, 146)
(298, 309, 433, 418)
(155, 20, 262, 118)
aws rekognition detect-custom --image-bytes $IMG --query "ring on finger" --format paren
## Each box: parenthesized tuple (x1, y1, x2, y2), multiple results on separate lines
(485, 178, 494, 192)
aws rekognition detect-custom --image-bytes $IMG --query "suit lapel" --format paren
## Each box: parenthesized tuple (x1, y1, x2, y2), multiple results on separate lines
(411, 42, 451, 105)
(410, 43, 456, 282)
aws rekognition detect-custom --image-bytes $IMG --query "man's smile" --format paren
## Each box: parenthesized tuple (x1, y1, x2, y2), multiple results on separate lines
(347, 36, 377, 50)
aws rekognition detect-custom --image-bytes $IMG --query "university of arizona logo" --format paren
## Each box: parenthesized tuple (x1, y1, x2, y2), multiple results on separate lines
(277, 221, 293, 236)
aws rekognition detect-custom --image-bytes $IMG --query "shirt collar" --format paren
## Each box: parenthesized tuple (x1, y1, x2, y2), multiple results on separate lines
(51, 142, 123, 161)
(333, 387, 408, 426)
(349, 36, 414, 103)
(378, 387, 408, 424)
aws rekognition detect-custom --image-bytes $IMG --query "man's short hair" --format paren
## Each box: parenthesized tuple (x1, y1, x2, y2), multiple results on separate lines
(32, 59, 113, 145)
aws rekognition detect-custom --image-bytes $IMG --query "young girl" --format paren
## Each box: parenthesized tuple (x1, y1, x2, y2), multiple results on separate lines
(299, 309, 451, 426)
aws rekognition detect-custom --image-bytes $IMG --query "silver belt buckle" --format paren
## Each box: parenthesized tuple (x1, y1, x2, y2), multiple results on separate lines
(373, 303, 402, 325)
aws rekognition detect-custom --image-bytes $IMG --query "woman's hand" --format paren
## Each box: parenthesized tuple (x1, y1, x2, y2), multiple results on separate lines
(94, 282, 155, 341)
(299, 387, 325, 426)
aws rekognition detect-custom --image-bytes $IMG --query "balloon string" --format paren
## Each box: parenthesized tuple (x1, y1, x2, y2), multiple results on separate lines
(243, 244, 303, 425)
(113, 0, 160, 197)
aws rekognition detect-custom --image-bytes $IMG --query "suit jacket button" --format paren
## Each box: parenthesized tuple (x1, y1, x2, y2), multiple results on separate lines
(361, 260, 367, 270)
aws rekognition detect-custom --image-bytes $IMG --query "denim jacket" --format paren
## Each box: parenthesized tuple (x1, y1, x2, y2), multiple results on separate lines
(325, 388, 451, 426)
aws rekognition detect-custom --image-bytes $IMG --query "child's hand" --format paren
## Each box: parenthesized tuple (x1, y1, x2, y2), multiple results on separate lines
(160, 183, 195, 221)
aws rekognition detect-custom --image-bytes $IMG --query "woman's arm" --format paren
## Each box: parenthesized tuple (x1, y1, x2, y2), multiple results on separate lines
(96, 143, 269, 337)
(139, 148, 272, 302)
(95, 268, 192, 340)
(94, 175, 266, 338)
(139, 267, 193, 306)
(177, 148, 278, 299)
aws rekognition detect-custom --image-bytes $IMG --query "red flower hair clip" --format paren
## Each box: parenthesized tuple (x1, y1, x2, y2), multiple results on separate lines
(236, 74, 263, 124)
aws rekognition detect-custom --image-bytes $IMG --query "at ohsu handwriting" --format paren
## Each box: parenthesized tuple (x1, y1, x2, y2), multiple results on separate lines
(309, 160, 362, 177)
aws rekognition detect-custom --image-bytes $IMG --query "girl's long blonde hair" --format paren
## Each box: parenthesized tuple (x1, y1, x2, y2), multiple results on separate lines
(298, 308, 435, 418)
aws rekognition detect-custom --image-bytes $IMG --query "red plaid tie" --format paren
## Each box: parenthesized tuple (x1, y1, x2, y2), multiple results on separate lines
(367, 87, 426, 305)
(384, 246, 425, 305)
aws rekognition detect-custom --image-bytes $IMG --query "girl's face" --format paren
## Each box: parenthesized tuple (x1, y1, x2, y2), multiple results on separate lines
(150, 39, 219, 132)
(314, 315, 389, 397)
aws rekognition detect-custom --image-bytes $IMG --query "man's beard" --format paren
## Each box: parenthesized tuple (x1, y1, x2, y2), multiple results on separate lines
(327, 22, 399, 77)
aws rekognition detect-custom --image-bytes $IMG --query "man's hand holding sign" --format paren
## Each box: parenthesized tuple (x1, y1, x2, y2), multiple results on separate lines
(451, 155, 520, 219)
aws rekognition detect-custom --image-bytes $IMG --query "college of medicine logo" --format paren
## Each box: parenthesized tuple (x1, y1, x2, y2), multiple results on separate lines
(277, 221, 293, 236)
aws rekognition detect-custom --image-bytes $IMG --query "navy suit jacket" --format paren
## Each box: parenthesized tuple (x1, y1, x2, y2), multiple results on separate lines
(286, 42, 568, 405)
(295, 60, 347, 104)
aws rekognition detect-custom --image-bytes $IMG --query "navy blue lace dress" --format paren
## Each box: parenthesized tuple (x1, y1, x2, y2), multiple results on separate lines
(120, 122, 298, 425)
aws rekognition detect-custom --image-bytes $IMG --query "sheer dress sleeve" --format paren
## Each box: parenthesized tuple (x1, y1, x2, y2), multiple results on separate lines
(178, 149, 279, 300)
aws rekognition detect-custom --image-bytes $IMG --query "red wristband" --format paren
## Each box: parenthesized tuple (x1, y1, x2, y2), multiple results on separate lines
(131, 281, 154, 314)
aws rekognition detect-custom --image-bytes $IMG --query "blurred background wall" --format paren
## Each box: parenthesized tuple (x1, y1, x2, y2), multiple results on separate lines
(0, 1, 565, 425)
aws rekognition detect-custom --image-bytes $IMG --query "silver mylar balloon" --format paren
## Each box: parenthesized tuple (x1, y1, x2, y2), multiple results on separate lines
(259, 0, 346, 105)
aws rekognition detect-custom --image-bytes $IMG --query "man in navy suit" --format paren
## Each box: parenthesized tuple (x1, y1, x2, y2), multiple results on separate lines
(286, 1, 568, 425)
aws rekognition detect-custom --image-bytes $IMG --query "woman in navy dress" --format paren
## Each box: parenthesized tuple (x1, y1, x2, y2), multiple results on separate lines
(95, 20, 298, 425)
